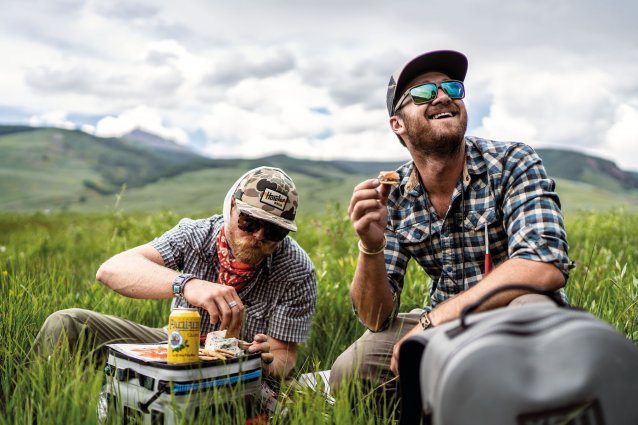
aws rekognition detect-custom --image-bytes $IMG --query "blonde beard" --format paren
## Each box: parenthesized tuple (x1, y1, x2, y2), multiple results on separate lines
(226, 229, 277, 265)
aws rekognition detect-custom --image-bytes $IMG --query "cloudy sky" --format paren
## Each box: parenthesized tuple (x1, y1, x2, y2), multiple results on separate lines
(2, 0, 638, 169)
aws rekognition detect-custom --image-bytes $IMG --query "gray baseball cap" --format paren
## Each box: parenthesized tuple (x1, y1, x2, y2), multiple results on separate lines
(233, 167, 298, 232)
(387, 50, 468, 116)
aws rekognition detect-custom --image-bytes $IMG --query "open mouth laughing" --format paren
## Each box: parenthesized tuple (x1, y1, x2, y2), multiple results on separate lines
(428, 111, 456, 120)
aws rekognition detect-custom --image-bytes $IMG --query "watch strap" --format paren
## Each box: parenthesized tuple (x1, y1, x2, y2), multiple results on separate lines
(419, 311, 433, 330)
(172, 273, 196, 297)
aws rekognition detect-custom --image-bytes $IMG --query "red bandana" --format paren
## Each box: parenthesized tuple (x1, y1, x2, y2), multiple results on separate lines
(215, 226, 258, 291)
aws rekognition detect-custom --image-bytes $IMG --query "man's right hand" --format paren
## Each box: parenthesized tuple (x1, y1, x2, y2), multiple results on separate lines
(347, 178, 395, 331)
(182, 279, 244, 333)
(348, 178, 391, 249)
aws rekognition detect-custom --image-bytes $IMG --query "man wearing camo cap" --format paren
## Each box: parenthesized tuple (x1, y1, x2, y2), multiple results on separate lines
(32, 167, 317, 379)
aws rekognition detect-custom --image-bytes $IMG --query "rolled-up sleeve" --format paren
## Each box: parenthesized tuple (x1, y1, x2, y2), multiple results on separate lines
(501, 145, 575, 277)
(150, 220, 189, 270)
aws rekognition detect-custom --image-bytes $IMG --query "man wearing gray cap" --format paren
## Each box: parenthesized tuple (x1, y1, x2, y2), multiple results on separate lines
(32, 167, 317, 379)
(330, 50, 574, 396)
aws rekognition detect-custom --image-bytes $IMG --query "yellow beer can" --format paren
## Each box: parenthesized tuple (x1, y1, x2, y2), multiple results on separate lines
(167, 307, 201, 364)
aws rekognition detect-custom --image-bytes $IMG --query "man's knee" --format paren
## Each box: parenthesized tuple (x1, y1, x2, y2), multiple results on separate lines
(32, 308, 92, 358)
(329, 344, 359, 394)
(42, 308, 90, 333)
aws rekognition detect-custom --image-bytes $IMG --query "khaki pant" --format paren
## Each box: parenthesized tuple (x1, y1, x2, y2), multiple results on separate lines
(31, 308, 167, 360)
(329, 294, 555, 396)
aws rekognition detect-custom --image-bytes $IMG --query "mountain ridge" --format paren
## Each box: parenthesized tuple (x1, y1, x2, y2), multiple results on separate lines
(1, 125, 636, 213)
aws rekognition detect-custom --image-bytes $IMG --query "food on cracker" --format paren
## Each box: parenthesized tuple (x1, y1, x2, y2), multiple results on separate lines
(378, 171, 400, 185)
(199, 330, 245, 361)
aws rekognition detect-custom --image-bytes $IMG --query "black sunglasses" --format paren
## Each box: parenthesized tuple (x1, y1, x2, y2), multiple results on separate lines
(237, 212, 289, 242)
(393, 80, 465, 114)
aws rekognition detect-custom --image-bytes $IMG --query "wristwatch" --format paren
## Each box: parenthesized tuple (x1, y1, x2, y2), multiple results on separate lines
(172, 273, 195, 297)
(419, 311, 434, 330)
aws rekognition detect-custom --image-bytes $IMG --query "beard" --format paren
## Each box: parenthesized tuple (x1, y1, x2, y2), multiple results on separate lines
(226, 227, 278, 265)
(401, 109, 468, 159)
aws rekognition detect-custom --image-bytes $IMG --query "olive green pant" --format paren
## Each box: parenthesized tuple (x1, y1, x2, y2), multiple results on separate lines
(328, 294, 555, 396)
(30, 308, 167, 361)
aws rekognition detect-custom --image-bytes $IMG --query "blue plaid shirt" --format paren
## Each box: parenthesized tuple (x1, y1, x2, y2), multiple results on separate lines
(381, 137, 574, 328)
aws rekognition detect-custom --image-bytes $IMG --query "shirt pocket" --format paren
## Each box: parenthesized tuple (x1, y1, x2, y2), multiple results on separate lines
(393, 218, 433, 245)
(463, 208, 498, 231)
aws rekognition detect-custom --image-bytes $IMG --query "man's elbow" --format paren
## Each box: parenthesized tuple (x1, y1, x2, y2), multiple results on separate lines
(539, 262, 566, 291)
(95, 262, 110, 284)
(95, 255, 118, 284)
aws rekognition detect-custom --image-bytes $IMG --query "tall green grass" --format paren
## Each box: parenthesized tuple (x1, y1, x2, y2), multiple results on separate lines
(1, 207, 637, 424)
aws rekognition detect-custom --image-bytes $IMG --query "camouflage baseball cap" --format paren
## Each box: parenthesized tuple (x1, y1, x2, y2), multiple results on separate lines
(233, 167, 298, 232)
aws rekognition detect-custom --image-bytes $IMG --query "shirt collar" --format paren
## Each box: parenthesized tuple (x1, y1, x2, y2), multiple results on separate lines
(464, 138, 488, 177)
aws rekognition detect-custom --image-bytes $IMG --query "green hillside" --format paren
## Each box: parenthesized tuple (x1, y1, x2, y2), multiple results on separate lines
(69, 172, 638, 217)
(1, 125, 638, 214)
(0, 127, 225, 211)
(70, 166, 365, 216)
(537, 148, 638, 191)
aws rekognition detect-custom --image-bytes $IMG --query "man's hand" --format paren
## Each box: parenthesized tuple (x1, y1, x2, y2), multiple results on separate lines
(390, 322, 423, 376)
(182, 279, 244, 333)
(348, 179, 391, 249)
(242, 333, 274, 365)
(348, 178, 396, 331)
(240, 334, 296, 378)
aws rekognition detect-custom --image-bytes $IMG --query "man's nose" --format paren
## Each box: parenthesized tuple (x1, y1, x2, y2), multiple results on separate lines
(251, 226, 266, 241)
(432, 87, 451, 104)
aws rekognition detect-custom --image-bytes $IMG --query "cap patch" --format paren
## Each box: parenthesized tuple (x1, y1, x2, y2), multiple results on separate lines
(260, 187, 288, 211)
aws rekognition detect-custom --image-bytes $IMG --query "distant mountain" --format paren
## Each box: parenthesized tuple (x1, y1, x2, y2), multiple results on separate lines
(123, 129, 192, 153)
(0, 125, 36, 137)
(536, 148, 638, 192)
(0, 124, 637, 213)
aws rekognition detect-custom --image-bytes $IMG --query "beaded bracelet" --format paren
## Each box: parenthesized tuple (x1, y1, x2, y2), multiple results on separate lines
(357, 238, 386, 256)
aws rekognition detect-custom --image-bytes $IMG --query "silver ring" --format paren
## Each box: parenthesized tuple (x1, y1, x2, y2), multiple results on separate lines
(228, 300, 238, 309)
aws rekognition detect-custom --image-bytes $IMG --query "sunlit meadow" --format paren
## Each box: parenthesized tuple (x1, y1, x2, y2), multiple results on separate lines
(1, 206, 636, 424)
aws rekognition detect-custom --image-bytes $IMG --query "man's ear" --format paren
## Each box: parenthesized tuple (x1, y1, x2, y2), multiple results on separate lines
(389, 115, 404, 135)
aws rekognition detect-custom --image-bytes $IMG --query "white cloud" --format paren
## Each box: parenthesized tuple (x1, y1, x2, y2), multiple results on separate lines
(473, 65, 614, 150)
(604, 104, 638, 170)
(93, 105, 189, 145)
(29, 111, 76, 129)
(197, 72, 408, 160)
(2, 0, 638, 168)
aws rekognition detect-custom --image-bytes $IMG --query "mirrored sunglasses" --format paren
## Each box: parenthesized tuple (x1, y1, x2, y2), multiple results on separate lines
(394, 80, 465, 114)
(237, 212, 289, 242)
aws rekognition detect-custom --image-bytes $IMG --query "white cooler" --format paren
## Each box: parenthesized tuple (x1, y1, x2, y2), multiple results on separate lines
(103, 343, 263, 424)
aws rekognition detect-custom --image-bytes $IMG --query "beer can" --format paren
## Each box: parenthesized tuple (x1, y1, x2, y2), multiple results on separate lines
(167, 307, 201, 364)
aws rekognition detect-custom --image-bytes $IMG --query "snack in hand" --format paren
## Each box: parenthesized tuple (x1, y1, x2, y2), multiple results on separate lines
(378, 171, 400, 185)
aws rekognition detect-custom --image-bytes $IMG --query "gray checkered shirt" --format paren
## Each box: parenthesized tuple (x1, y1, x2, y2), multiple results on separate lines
(376, 137, 575, 331)
(151, 215, 317, 343)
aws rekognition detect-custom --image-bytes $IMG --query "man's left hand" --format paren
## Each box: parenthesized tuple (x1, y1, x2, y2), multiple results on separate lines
(241, 333, 274, 365)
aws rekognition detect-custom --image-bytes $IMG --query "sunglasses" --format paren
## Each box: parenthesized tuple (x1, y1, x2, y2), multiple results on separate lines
(237, 212, 289, 242)
(394, 80, 465, 114)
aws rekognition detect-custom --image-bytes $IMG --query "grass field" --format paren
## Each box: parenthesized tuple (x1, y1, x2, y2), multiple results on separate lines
(1, 206, 637, 424)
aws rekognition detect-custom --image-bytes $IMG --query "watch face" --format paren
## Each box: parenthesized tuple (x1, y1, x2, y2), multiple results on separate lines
(173, 283, 181, 295)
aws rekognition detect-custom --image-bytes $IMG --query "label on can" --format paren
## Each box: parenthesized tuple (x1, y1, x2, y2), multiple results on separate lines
(167, 307, 201, 364)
